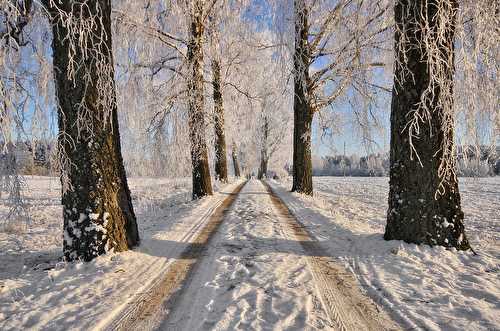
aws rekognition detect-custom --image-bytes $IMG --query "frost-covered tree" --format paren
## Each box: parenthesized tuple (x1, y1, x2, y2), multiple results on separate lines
(231, 144, 241, 177)
(208, 9, 229, 183)
(211, 45, 229, 182)
(256, 88, 290, 179)
(44, 0, 139, 261)
(114, 0, 223, 199)
(0, 0, 45, 230)
(0, 143, 29, 230)
(384, 0, 470, 250)
(289, 0, 390, 195)
(185, 0, 213, 198)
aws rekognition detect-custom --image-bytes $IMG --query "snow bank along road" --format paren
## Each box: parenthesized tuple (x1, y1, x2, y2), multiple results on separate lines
(135, 179, 397, 330)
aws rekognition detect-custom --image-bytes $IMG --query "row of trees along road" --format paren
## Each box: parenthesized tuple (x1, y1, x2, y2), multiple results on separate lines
(1, 0, 498, 261)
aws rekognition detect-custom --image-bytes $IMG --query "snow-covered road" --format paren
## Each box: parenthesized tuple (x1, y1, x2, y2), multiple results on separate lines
(156, 180, 395, 330)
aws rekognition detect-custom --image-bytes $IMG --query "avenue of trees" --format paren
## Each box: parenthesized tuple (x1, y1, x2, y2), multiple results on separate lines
(0, 0, 498, 260)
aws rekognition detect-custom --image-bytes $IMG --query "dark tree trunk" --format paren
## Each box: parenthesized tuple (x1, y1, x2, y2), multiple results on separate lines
(292, 0, 313, 195)
(212, 59, 228, 183)
(258, 115, 269, 180)
(258, 156, 268, 180)
(47, 0, 139, 262)
(231, 145, 241, 177)
(187, 1, 213, 199)
(385, 0, 470, 250)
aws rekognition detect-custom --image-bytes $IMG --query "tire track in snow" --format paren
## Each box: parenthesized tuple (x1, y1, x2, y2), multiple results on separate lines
(103, 181, 247, 331)
(262, 180, 399, 331)
(159, 179, 330, 330)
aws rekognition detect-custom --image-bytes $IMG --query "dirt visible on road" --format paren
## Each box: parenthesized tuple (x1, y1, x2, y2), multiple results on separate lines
(262, 180, 399, 331)
(106, 181, 247, 331)
(108, 179, 398, 331)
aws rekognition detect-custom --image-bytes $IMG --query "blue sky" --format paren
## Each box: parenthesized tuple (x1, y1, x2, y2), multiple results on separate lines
(312, 101, 391, 157)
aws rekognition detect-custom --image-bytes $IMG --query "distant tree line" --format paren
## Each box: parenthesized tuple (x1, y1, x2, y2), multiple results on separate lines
(0, 141, 55, 176)
(312, 153, 389, 177)
(311, 146, 500, 177)
(456, 146, 500, 177)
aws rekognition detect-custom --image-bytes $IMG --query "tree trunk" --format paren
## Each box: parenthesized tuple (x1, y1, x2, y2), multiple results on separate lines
(212, 59, 228, 183)
(258, 156, 268, 180)
(258, 114, 269, 180)
(187, 1, 213, 199)
(385, 0, 470, 250)
(48, 0, 139, 262)
(231, 145, 241, 177)
(292, 0, 313, 195)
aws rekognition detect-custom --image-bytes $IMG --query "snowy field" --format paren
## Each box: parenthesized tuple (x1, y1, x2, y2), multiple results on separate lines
(0, 176, 499, 330)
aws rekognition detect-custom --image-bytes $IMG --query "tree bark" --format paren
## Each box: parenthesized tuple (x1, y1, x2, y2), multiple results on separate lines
(231, 145, 241, 177)
(258, 114, 269, 180)
(258, 156, 268, 180)
(385, 0, 470, 250)
(48, 0, 139, 262)
(212, 59, 228, 183)
(292, 0, 313, 195)
(187, 1, 213, 199)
